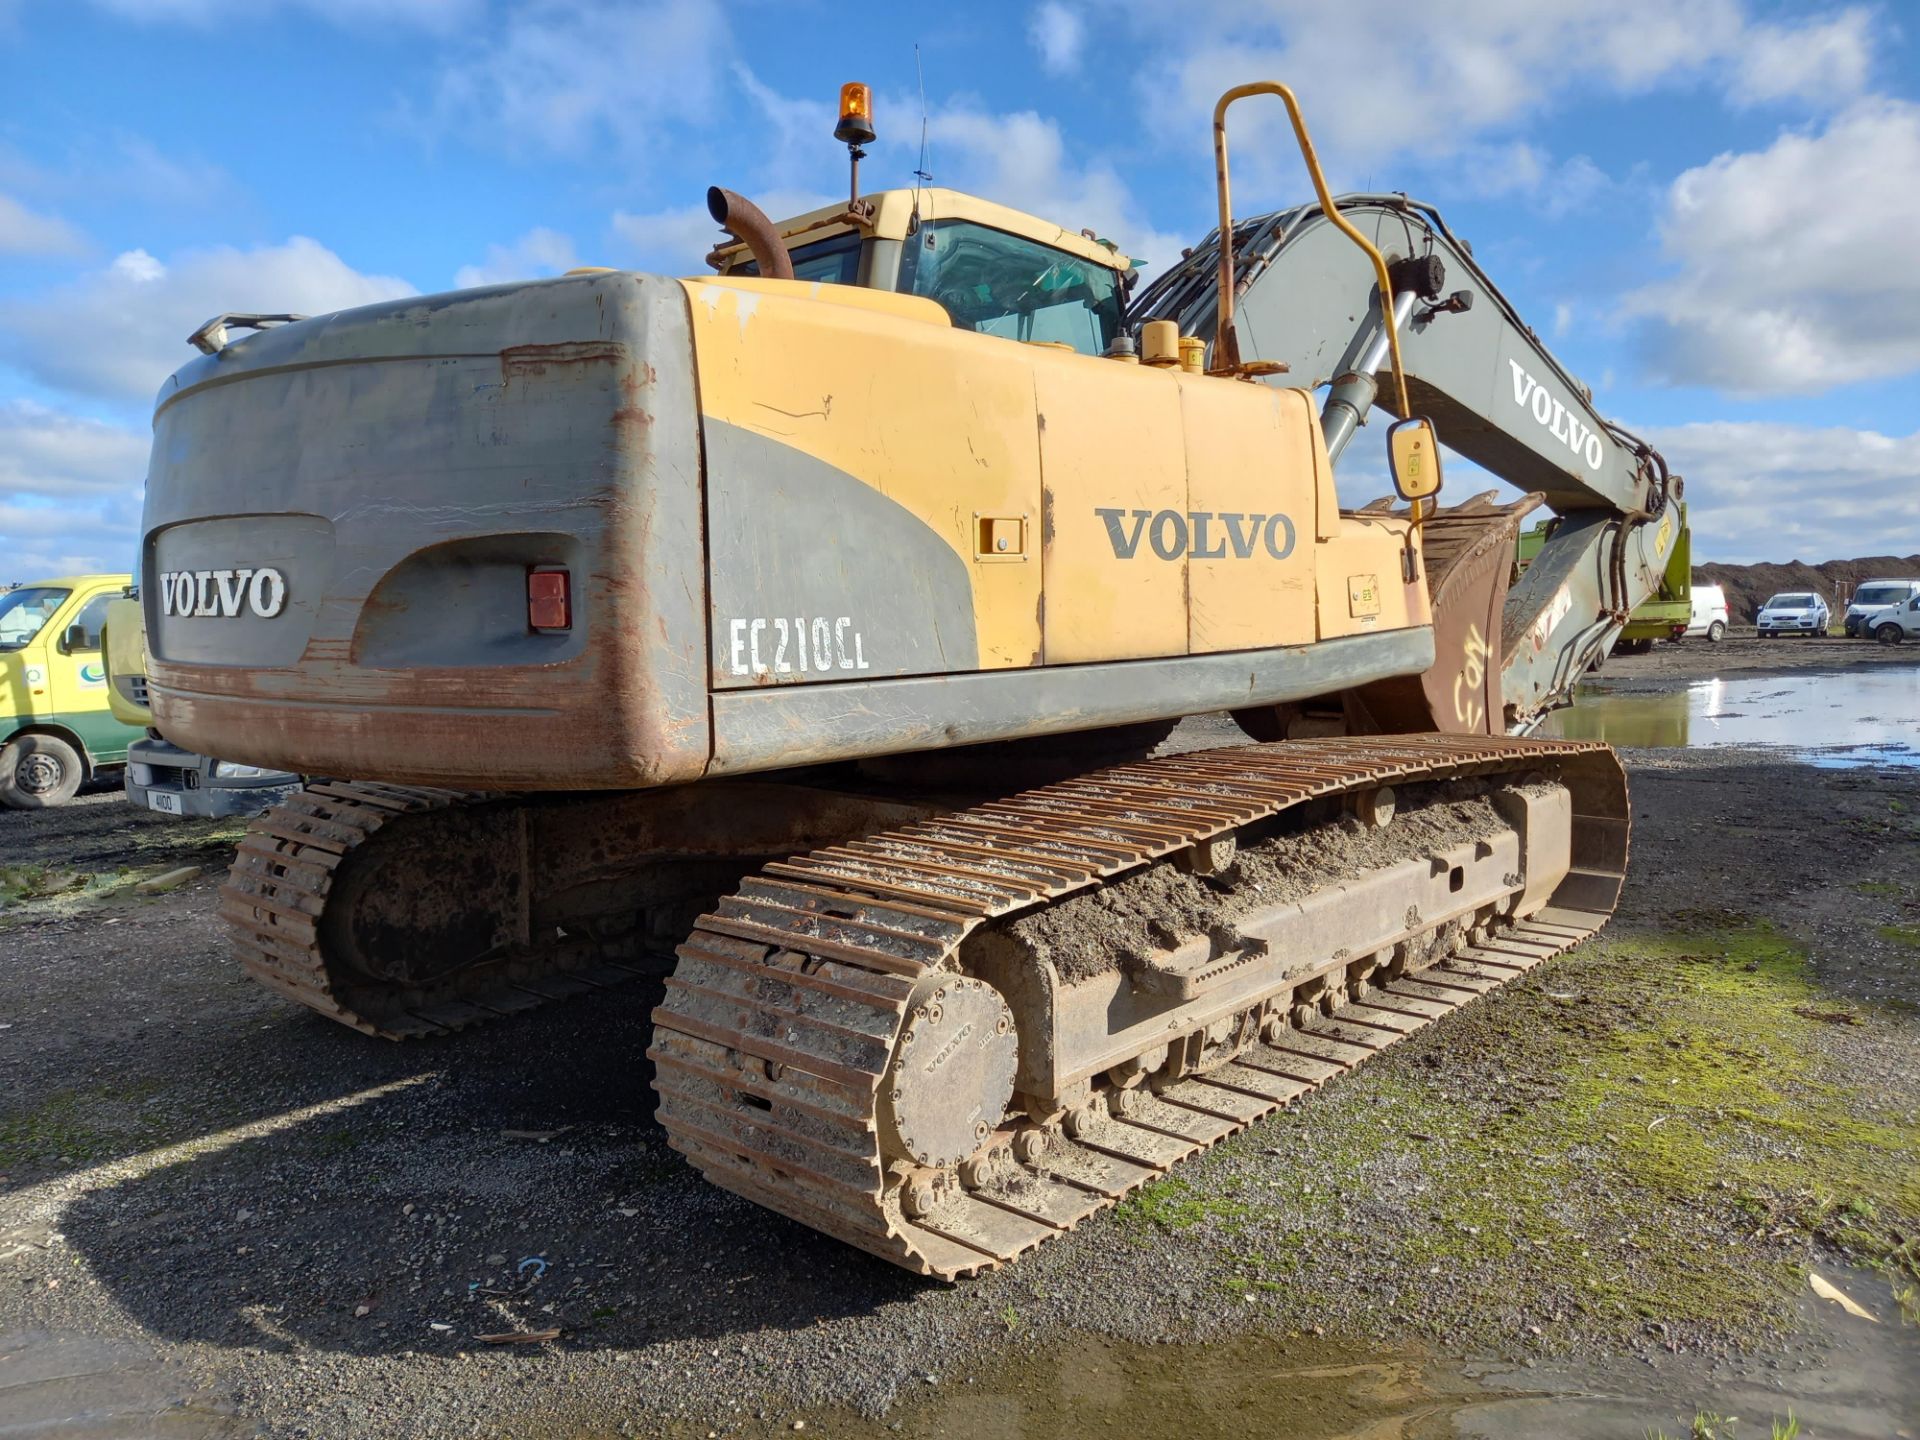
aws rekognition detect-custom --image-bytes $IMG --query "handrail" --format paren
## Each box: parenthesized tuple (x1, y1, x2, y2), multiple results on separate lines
(1210, 82, 1410, 416)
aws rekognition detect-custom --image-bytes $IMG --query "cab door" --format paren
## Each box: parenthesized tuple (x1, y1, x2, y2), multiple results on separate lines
(44, 586, 133, 763)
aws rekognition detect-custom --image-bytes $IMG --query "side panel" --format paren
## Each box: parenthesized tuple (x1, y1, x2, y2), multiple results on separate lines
(684, 280, 1042, 684)
(1314, 516, 1429, 641)
(703, 420, 981, 685)
(102, 596, 151, 726)
(1181, 382, 1320, 653)
(1036, 360, 1189, 663)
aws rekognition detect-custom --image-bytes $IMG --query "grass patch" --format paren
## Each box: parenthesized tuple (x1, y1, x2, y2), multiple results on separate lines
(1648, 1412, 1800, 1440)
(0, 862, 152, 926)
(1114, 1177, 1253, 1234)
(1207, 917, 1920, 1344)
(1852, 881, 1902, 898)
(1876, 924, 1920, 949)
(0, 1079, 166, 1169)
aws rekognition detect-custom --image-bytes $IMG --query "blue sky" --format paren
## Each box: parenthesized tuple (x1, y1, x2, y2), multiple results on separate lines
(2, 0, 1917, 573)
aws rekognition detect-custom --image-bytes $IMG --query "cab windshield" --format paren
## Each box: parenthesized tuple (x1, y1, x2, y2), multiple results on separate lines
(1854, 584, 1910, 607)
(901, 220, 1123, 357)
(0, 586, 71, 649)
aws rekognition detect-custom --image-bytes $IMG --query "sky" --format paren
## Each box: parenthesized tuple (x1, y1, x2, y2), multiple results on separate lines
(1, 0, 1917, 573)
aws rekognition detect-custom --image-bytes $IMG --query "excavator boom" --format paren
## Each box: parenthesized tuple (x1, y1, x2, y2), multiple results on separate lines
(1136, 192, 1680, 728)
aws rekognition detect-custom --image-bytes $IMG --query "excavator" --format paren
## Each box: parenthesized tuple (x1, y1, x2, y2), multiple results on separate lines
(138, 83, 1678, 1277)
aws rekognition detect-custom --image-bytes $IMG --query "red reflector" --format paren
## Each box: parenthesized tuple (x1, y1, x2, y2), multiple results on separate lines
(528, 569, 571, 630)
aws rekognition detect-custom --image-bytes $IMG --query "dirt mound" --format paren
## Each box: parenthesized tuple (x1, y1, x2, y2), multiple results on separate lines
(1695, 555, 1920, 623)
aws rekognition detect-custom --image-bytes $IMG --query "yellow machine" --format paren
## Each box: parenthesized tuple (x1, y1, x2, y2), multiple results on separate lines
(137, 82, 1670, 1276)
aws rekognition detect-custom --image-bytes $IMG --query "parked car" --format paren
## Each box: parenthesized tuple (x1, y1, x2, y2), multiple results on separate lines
(1683, 583, 1728, 642)
(1859, 589, 1920, 645)
(1843, 579, 1920, 639)
(1756, 592, 1830, 638)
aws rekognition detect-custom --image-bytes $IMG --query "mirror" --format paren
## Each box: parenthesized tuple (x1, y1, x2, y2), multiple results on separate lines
(1388, 416, 1444, 505)
(63, 623, 96, 653)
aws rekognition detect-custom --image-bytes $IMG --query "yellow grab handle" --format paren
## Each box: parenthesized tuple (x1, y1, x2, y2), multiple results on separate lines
(1211, 82, 1411, 418)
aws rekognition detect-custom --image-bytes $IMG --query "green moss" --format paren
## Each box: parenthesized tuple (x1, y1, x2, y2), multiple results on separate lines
(0, 867, 80, 902)
(1115, 1177, 1252, 1233)
(1852, 881, 1902, 898)
(1876, 924, 1920, 949)
(0, 1079, 166, 1169)
(0, 863, 157, 927)
(1203, 918, 1919, 1344)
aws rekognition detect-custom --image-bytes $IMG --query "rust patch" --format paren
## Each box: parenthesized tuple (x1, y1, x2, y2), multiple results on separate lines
(501, 341, 626, 379)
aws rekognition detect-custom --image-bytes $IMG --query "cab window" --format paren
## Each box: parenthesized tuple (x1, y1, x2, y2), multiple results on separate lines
(64, 593, 113, 651)
(0, 586, 71, 649)
(900, 220, 1123, 356)
(733, 230, 862, 285)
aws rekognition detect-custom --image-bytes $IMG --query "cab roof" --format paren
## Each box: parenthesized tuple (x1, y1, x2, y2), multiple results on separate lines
(711, 186, 1132, 274)
(8, 573, 131, 591)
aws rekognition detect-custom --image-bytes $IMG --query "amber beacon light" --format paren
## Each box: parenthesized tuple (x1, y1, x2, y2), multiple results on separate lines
(835, 82, 876, 145)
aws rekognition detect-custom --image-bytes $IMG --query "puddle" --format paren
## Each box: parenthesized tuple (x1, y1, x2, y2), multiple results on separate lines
(1541, 667, 1920, 766)
(0, 1332, 235, 1438)
(537, 1274, 1920, 1439)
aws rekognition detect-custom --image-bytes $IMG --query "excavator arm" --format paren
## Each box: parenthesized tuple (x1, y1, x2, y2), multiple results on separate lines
(1135, 191, 1681, 731)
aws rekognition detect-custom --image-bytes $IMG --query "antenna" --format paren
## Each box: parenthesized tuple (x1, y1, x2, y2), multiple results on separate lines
(911, 44, 931, 232)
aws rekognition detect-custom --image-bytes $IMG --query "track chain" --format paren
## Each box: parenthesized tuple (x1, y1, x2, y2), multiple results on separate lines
(649, 734, 1626, 1278)
(221, 782, 655, 1039)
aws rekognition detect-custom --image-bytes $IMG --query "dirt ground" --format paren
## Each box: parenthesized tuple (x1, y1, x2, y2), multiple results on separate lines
(1604, 628, 1919, 679)
(2, 641, 1917, 1439)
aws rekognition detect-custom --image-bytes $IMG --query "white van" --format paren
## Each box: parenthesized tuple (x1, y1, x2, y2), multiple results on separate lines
(1683, 584, 1729, 641)
(1844, 579, 1920, 639)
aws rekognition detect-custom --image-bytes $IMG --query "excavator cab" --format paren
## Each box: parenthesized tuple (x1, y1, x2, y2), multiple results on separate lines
(711, 187, 1132, 358)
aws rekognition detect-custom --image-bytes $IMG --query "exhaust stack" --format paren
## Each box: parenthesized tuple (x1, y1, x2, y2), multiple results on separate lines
(706, 187, 794, 280)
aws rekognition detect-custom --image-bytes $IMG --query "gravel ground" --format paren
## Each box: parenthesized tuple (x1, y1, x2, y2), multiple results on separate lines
(3, 646, 1918, 1439)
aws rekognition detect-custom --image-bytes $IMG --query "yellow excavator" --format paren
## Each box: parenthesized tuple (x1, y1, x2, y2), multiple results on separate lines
(138, 83, 1676, 1276)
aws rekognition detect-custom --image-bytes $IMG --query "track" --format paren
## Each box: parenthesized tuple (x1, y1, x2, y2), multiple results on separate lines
(221, 784, 657, 1039)
(649, 734, 1626, 1278)
(221, 780, 938, 1039)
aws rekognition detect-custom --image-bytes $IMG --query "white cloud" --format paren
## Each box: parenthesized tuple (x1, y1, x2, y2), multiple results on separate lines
(0, 237, 415, 403)
(1030, 3, 1086, 76)
(1629, 97, 1920, 394)
(0, 193, 86, 257)
(0, 401, 148, 580)
(420, 0, 731, 160)
(0, 400, 148, 499)
(1449, 143, 1615, 217)
(454, 226, 580, 288)
(1641, 419, 1919, 564)
(1729, 6, 1874, 107)
(1119, 1, 1878, 184)
(919, 105, 1187, 271)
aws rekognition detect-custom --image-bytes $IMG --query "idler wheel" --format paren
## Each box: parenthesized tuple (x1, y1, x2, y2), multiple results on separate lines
(879, 977, 1018, 1169)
